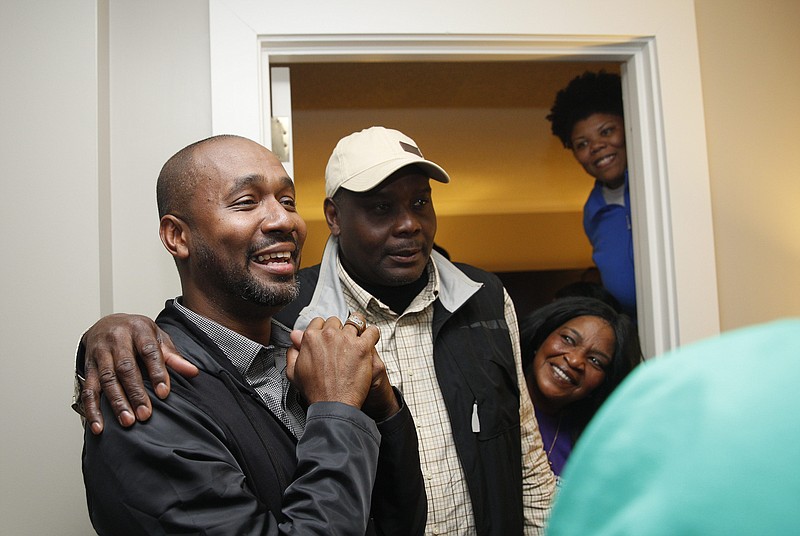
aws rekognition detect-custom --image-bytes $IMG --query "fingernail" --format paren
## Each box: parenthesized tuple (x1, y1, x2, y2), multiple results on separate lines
(118, 410, 134, 427)
(91, 422, 103, 435)
(135, 405, 151, 421)
(155, 382, 169, 399)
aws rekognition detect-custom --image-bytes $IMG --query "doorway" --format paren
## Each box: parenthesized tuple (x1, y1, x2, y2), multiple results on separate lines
(273, 60, 621, 320)
(255, 34, 675, 358)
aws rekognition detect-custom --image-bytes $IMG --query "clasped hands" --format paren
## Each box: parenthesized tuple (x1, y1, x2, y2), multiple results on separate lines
(287, 314, 399, 422)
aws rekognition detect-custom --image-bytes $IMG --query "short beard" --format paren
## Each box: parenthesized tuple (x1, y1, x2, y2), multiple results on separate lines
(194, 240, 299, 308)
(236, 272, 299, 307)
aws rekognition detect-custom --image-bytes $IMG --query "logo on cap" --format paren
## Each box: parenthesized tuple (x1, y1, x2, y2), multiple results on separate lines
(399, 141, 423, 158)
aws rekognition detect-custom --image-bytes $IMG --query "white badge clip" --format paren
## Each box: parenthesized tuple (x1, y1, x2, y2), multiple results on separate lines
(471, 400, 480, 433)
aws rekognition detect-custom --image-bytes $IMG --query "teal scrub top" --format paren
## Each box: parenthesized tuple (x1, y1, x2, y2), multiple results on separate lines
(547, 319, 800, 535)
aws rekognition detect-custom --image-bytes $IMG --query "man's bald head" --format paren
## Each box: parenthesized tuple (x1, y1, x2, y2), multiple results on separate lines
(156, 134, 248, 222)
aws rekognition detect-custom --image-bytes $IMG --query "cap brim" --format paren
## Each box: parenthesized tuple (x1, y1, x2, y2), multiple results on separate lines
(339, 157, 450, 194)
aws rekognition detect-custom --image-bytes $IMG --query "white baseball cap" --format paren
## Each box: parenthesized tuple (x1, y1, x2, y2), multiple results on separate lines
(325, 126, 450, 198)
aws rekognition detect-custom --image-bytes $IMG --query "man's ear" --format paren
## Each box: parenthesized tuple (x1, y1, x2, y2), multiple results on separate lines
(323, 197, 341, 237)
(160, 215, 190, 259)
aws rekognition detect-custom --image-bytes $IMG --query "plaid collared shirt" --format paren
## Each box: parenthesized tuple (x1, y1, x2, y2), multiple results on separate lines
(174, 299, 306, 438)
(337, 260, 555, 535)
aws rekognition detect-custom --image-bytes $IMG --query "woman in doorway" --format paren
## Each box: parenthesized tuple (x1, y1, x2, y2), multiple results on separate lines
(520, 296, 642, 479)
(547, 71, 637, 318)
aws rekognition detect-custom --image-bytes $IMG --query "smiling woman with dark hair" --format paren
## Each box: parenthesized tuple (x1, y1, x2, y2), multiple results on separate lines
(520, 296, 642, 478)
(547, 71, 637, 319)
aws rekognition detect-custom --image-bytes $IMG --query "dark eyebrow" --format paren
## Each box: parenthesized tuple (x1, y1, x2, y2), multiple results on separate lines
(564, 326, 582, 341)
(276, 176, 295, 193)
(226, 174, 295, 197)
(570, 135, 587, 145)
(571, 121, 618, 143)
(564, 326, 613, 363)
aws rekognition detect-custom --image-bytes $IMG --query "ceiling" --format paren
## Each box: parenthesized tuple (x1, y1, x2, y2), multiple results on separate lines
(277, 60, 621, 274)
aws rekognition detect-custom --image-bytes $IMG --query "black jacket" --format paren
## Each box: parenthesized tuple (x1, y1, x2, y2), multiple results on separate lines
(82, 300, 426, 535)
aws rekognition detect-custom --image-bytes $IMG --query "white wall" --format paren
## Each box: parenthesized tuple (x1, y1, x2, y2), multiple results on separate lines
(0, 1, 212, 533)
(1, 1, 101, 534)
(109, 1, 212, 317)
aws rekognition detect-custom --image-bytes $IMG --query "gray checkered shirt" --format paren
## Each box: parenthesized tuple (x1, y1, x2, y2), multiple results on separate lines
(174, 298, 306, 437)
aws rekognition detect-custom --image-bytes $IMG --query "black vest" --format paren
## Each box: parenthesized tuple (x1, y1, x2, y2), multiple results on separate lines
(276, 263, 524, 535)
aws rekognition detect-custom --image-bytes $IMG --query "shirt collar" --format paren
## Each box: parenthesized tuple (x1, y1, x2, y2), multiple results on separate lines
(336, 257, 439, 316)
(173, 297, 291, 376)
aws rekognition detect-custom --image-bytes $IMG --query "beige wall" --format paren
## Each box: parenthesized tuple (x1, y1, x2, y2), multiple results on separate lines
(695, 0, 800, 330)
(0, 1, 796, 534)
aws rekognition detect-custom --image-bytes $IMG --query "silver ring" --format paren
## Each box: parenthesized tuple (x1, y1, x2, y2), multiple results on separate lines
(344, 314, 367, 336)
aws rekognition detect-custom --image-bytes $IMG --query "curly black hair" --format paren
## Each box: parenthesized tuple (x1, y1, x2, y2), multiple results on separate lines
(520, 296, 642, 437)
(546, 71, 624, 148)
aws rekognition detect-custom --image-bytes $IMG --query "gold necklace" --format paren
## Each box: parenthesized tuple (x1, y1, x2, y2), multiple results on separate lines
(547, 415, 562, 460)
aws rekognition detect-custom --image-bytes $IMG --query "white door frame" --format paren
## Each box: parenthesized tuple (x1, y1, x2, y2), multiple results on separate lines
(208, 2, 721, 358)
(255, 35, 674, 358)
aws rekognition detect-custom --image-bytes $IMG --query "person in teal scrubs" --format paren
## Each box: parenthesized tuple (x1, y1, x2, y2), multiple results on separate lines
(547, 318, 800, 535)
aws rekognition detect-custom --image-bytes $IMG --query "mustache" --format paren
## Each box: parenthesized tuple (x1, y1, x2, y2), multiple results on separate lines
(384, 240, 426, 255)
(249, 233, 301, 260)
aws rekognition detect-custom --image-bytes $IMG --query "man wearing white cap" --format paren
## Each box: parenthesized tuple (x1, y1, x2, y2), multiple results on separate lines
(76, 127, 556, 535)
(279, 127, 556, 534)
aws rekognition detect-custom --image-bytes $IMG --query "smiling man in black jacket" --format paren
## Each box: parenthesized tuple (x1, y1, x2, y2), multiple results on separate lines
(79, 135, 425, 535)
